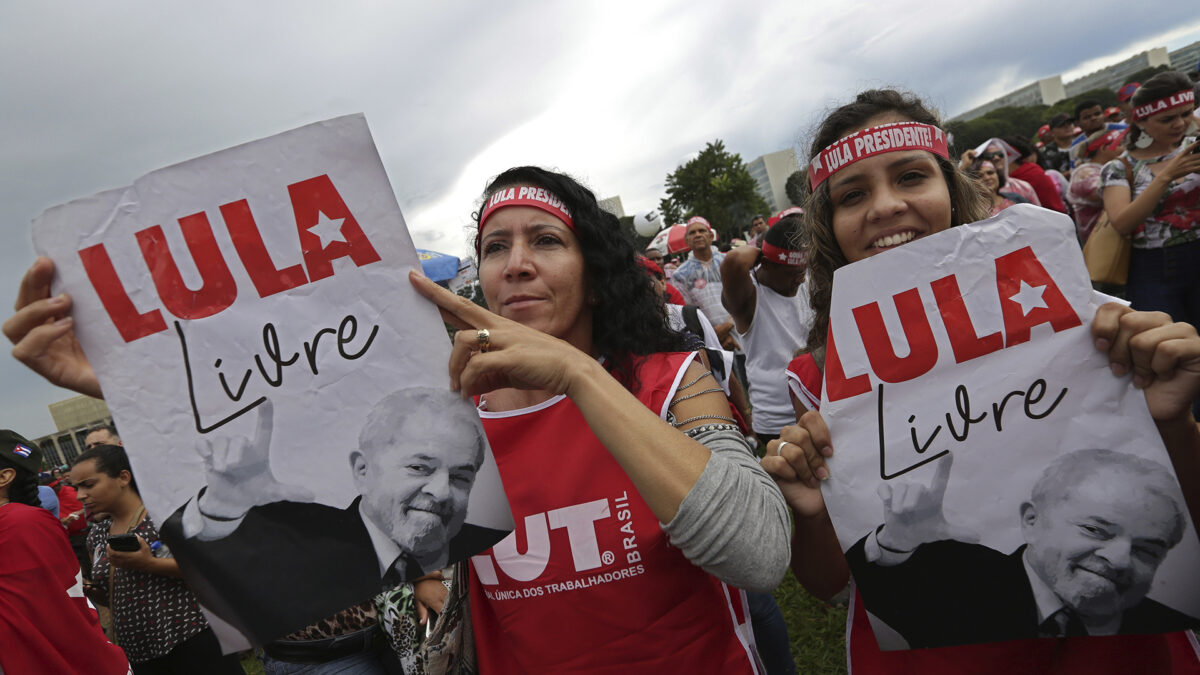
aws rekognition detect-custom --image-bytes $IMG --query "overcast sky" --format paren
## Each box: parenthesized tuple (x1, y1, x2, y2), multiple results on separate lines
(2, 1, 1199, 439)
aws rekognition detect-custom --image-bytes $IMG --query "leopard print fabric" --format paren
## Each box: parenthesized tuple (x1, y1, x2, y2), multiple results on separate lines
(375, 580, 454, 674)
(377, 584, 423, 673)
(280, 600, 378, 641)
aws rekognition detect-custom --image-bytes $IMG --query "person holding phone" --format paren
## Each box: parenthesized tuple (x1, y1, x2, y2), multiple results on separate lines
(1101, 71, 1200, 328)
(70, 444, 243, 674)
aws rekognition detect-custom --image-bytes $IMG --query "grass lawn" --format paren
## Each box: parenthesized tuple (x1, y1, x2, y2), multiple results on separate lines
(774, 574, 849, 675)
(239, 652, 263, 675)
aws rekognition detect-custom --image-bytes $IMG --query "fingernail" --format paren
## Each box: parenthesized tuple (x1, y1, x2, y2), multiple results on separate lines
(821, 446, 833, 458)
(53, 317, 72, 327)
(50, 294, 67, 306)
(1094, 338, 1110, 351)
(817, 468, 829, 481)
(1132, 374, 1148, 388)
(1110, 362, 1128, 376)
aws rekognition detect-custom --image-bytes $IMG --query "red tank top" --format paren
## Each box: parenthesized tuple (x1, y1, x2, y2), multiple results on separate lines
(470, 352, 760, 674)
(791, 354, 1200, 674)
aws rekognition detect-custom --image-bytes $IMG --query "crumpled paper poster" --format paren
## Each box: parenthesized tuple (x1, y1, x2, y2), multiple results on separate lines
(821, 205, 1200, 650)
(33, 115, 513, 648)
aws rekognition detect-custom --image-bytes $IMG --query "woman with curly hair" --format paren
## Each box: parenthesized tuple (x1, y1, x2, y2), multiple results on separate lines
(767, 89, 1200, 674)
(409, 165, 790, 673)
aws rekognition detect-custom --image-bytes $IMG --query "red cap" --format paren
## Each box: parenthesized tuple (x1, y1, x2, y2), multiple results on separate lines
(1086, 128, 1128, 156)
(636, 256, 663, 277)
(1117, 82, 1140, 103)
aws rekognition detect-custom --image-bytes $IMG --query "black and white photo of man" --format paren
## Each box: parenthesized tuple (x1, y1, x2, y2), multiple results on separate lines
(160, 387, 509, 645)
(846, 449, 1197, 649)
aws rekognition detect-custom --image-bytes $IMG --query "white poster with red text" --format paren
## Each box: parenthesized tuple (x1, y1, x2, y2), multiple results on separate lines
(821, 205, 1200, 650)
(32, 115, 512, 648)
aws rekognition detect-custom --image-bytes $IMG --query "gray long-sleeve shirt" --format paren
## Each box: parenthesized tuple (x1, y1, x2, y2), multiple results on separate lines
(663, 427, 790, 592)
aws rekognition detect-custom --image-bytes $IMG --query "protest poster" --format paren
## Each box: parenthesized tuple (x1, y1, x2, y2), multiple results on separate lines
(820, 204, 1200, 650)
(31, 114, 513, 647)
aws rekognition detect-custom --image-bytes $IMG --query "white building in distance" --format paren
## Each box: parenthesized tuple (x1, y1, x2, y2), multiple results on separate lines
(598, 195, 625, 218)
(746, 148, 800, 214)
(32, 395, 115, 467)
(950, 43, 1194, 122)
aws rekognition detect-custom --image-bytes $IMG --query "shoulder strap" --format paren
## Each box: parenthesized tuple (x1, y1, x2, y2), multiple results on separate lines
(1120, 156, 1135, 189)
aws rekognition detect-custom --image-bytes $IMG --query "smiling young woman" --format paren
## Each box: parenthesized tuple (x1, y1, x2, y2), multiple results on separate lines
(802, 91, 989, 357)
(764, 88, 1200, 675)
(969, 160, 1019, 216)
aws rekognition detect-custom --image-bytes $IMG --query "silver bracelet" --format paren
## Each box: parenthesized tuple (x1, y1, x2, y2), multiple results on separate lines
(672, 414, 737, 427)
(681, 423, 742, 437)
(669, 387, 725, 406)
(676, 370, 714, 391)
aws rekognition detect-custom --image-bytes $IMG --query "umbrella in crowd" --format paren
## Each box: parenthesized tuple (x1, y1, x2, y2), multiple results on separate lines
(647, 217, 718, 255)
(417, 249, 460, 283)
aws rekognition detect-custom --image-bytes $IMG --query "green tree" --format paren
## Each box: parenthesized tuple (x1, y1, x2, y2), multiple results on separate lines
(785, 168, 809, 208)
(659, 140, 771, 241)
(1122, 64, 1171, 88)
(658, 199, 683, 229)
(616, 215, 654, 250)
(945, 88, 1122, 153)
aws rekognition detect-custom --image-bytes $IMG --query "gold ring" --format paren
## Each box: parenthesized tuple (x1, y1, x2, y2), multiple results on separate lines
(477, 328, 491, 353)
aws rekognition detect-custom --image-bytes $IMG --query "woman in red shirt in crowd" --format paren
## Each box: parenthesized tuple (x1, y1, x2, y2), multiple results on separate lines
(408, 166, 790, 673)
(0, 430, 131, 675)
(1003, 134, 1069, 213)
(765, 88, 1200, 675)
(6, 165, 791, 673)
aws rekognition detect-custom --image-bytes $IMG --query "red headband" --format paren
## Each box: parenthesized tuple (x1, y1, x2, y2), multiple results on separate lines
(636, 256, 663, 276)
(809, 121, 948, 190)
(476, 184, 574, 253)
(1131, 89, 1195, 122)
(767, 206, 804, 226)
(760, 241, 806, 267)
(1086, 128, 1128, 155)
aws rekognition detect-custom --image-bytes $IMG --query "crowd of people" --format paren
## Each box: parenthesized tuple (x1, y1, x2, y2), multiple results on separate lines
(2, 68, 1200, 675)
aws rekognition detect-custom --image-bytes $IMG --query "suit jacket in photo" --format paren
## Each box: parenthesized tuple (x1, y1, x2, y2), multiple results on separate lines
(845, 536, 1196, 649)
(160, 497, 507, 645)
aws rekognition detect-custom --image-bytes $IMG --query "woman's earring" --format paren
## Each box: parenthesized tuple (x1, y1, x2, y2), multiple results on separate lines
(1133, 133, 1154, 149)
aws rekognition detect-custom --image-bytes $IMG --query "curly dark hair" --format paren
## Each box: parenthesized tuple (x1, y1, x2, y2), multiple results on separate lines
(1125, 71, 1195, 149)
(0, 456, 41, 507)
(800, 89, 991, 364)
(72, 444, 140, 495)
(474, 166, 690, 388)
(1073, 99, 1102, 121)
